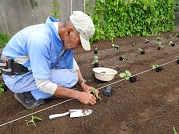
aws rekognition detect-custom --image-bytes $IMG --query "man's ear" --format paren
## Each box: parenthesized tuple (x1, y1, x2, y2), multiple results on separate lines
(66, 27, 75, 35)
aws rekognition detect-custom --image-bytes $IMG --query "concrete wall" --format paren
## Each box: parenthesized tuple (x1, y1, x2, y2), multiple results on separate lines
(174, 12, 179, 32)
(0, 0, 93, 36)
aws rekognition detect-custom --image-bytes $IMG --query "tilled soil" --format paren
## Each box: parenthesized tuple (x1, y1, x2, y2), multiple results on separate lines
(0, 32, 179, 134)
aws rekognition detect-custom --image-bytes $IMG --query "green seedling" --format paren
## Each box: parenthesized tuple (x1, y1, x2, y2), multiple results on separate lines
(157, 41, 162, 46)
(176, 56, 179, 64)
(92, 56, 99, 64)
(90, 89, 102, 100)
(157, 37, 163, 41)
(145, 38, 149, 44)
(25, 116, 42, 127)
(94, 47, 98, 54)
(169, 41, 173, 45)
(150, 64, 161, 69)
(157, 41, 163, 49)
(29, 0, 38, 9)
(157, 37, 163, 49)
(132, 42, 136, 47)
(169, 41, 175, 46)
(122, 55, 128, 60)
(95, 47, 98, 51)
(112, 43, 119, 49)
(151, 64, 162, 72)
(175, 33, 179, 38)
(119, 70, 132, 80)
(137, 48, 145, 54)
(137, 48, 143, 52)
(173, 126, 177, 134)
(0, 88, 5, 94)
(0, 83, 6, 94)
(112, 43, 118, 47)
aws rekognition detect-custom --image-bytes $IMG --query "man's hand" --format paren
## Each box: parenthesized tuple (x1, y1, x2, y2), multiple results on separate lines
(54, 85, 97, 105)
(81, 82, 99, 97)
(77, 92, 97, 105)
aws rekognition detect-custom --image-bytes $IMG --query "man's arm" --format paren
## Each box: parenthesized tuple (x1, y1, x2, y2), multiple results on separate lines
(35, 79, 97, 105)
(77, 69, 99, 97)
(53, 85, 96, 105)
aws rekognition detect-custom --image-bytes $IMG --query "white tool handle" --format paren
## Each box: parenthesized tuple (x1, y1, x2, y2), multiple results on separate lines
(49, 112, 70, 120)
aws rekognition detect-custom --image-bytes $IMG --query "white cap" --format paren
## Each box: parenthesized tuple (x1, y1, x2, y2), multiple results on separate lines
(70, 11, 95, 51)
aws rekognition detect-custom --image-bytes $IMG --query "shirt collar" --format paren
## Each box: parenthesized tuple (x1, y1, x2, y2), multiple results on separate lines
(53, 22, 59, 32)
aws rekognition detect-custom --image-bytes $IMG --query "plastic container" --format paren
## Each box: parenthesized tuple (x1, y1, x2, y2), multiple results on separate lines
(103, 86, 112, 97)
(93, 67, 117, 81)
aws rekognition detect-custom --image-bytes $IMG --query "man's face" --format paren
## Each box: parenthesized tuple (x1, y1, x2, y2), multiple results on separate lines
(63, 28, 82, 50)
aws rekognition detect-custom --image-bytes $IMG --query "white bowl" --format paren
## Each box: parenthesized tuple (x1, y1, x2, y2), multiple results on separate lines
(93, 67, 118, 81)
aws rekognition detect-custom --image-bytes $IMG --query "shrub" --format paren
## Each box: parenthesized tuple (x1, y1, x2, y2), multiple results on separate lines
(0, 32, 11, 48)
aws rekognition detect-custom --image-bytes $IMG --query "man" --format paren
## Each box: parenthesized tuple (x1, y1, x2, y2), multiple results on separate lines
(1, 11, 99, 109)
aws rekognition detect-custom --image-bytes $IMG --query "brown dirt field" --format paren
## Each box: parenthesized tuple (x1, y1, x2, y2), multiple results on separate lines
(0, 32, 179, 134)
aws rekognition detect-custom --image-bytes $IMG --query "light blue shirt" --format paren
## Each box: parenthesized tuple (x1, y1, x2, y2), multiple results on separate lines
(2, 16, 74, 80)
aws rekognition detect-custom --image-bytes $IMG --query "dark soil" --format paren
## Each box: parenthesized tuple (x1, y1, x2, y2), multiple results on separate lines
(1, 32, 179, 134)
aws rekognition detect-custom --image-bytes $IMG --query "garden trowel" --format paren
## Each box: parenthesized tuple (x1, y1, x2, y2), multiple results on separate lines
(49, 109, 93, 120)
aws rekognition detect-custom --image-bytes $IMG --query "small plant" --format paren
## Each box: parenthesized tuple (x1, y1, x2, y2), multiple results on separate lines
(175, 33, 179, 38)
(92, 56, 99, 68)
(90, 89, 102, 100)
(157, 41, 163, 50)
(94, 47, 98, 54)
(119, 70, 137, 82)
(119, 55, 128, 61)
(92, 56, 99, 64)
(0, 83, 7, 94)
(119, 70, 132, 80)
(176, 56, 179, 64)
(137, 48, 143, 52)
(112, 44, 119, 50)
(151, 64, 162, 72)
(137, 48, 145, 54)
(145, 38, 149, 44)
(157, 37, 163, 41)
(151, 64, 160, 69)
(132, 42, 136, 47)
(25, 116, 42, 127)
(173, 126, 177, 134)
(29, 0, 38, 9)
(169, 41, 175, 47)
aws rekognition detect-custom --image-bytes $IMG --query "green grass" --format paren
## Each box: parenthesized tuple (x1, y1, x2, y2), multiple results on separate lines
(0, 32, 11, 48)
